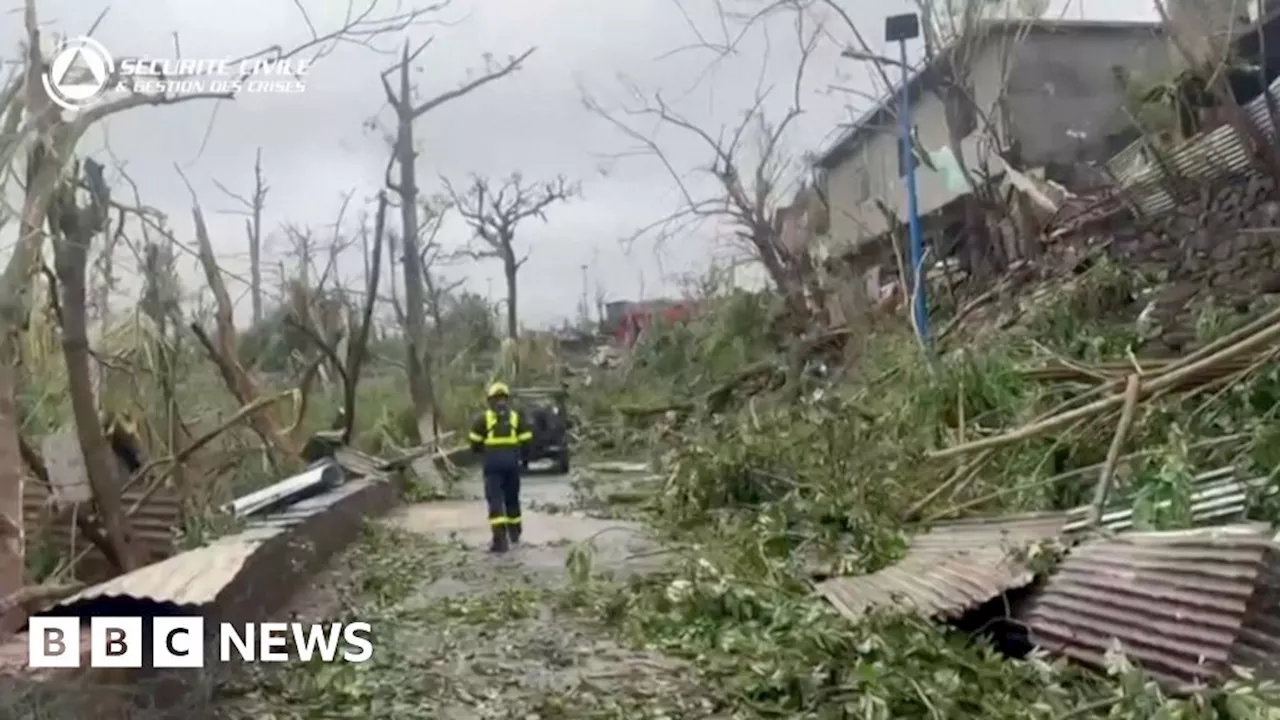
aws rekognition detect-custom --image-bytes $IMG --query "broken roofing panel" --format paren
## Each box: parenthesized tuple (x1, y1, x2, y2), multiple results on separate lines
(816, 512, 1069, 623)
(1059, 467, 1273, 537)
(46, 467, 396, 615)
(816, 466, 1272, 624)
(1023, 524, 1280, 690)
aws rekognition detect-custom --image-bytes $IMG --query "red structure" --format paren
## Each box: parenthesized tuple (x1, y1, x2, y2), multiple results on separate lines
(611, 300, 695, 345)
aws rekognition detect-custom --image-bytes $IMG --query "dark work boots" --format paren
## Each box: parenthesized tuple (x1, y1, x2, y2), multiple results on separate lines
(507, 522, 522, 545)
(489, 526, 509, 553)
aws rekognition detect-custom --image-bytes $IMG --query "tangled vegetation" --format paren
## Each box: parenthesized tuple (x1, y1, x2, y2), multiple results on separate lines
(4, 0, 1279, 716)
(193, 242, 1280, 720)
(553, 258, 1280, 718)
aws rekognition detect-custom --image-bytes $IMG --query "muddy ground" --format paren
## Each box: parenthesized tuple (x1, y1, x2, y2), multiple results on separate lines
(214, 465, 727, 719)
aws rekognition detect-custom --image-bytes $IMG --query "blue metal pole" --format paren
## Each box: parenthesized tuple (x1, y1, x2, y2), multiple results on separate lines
(898, 39, 928, 346)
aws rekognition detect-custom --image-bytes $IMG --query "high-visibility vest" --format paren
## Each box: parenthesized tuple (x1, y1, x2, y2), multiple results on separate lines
(478, 409, 532, 447)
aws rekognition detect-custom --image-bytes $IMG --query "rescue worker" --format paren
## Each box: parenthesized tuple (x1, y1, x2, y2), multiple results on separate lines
(467, 381, 533, 553)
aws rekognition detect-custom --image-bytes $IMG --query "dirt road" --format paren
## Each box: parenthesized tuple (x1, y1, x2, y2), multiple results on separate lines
(215, 466, 723, 719)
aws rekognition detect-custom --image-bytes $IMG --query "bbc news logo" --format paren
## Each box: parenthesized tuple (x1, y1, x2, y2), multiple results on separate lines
(28, 616, 373, 668)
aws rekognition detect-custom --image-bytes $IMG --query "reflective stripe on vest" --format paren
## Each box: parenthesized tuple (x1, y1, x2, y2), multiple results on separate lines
(483, 409, 521, 447)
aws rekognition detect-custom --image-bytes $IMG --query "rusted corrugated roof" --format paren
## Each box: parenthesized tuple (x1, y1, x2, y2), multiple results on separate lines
(1023, 525, 1280, 689)
(814, 468, 1270, 625)
(25, 482, 182, 580)
(814, 462, 1276, 633)
(816, 512, 1069, 622)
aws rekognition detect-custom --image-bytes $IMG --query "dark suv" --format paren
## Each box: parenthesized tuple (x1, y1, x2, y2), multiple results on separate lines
(512, 386, 571, 474)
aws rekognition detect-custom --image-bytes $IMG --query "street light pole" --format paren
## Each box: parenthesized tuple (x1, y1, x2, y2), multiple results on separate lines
(885, 12, 929, 348)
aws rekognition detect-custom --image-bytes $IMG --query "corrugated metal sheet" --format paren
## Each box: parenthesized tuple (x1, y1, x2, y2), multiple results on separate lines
(1061, 466, 1272, 536)
(1106, 72, 1280, 217)
(24, 480, 182, 575)
(816, 512, 1069, 622)
(48, 470, 395, 616)
(1107, 139, 1152, 182)
(816, 466, 1272, 624)
(53, 533, 262, 608)
(1023, 525, 1280, 689)
(334, 447, 384, 477)
(0, 447, 403, 717)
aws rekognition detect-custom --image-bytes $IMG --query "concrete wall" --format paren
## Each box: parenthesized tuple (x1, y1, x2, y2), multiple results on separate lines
(823, 25, 1167, 257)
(824, 54, 1004, 252)
(1003, 29, 1167, 166)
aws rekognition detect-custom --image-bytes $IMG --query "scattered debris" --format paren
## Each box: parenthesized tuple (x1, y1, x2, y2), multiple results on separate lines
(585, 461, 651, 474)
(816, 512, 1067, 622)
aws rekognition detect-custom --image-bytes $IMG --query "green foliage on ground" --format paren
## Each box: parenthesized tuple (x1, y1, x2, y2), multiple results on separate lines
(560, 259, 1280, 717)
(218, 524, 720, 719)
(224, 252, 1280, 718)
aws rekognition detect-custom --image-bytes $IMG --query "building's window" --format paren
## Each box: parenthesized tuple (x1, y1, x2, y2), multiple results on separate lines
(947, 81, 972, 136)
(851, 167, 870, 202)
(953, 84, 977, 137)
(1110, 64, 1129, 89)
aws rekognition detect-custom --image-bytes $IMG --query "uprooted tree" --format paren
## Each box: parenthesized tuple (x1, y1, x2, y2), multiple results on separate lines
(379, 41, 535, 442)
(445, 173, 578, 342)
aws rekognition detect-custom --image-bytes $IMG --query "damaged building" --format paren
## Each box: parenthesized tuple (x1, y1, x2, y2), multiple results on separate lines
(814, 19, 1169, 300)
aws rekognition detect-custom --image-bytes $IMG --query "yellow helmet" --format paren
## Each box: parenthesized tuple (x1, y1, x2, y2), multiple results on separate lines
(486, 381, 510, 399)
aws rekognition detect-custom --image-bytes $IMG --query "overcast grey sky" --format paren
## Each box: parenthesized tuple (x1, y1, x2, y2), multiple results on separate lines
(13, 0, 1155, 328)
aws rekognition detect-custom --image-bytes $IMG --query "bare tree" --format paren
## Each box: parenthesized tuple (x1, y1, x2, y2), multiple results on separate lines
(583, 12, 823, 333)
(139, 238, 188, 509)
(382, 201, 461, 353)
(0, 0, 433, 614)
(186, 184, 388, 459)
(289, 195, 391, 445)
(284, 226, 317, 295)
(0, 2, 232, 605)
(445, 173, 576, 341)
(419, 200, 465, 349)
(213, 148, 269, 326)
(338, 195, 389, 444)
(279, 192, 359, 387)
(385, 230, 407, 328)
(187, 190, 317, 463)
(49, 159, 140, 570)
(380, 41, 535, 441)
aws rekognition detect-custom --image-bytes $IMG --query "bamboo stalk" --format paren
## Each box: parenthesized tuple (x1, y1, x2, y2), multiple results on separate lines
(1085, 374, 1141, 528)
(929, 315, 1280, 460)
